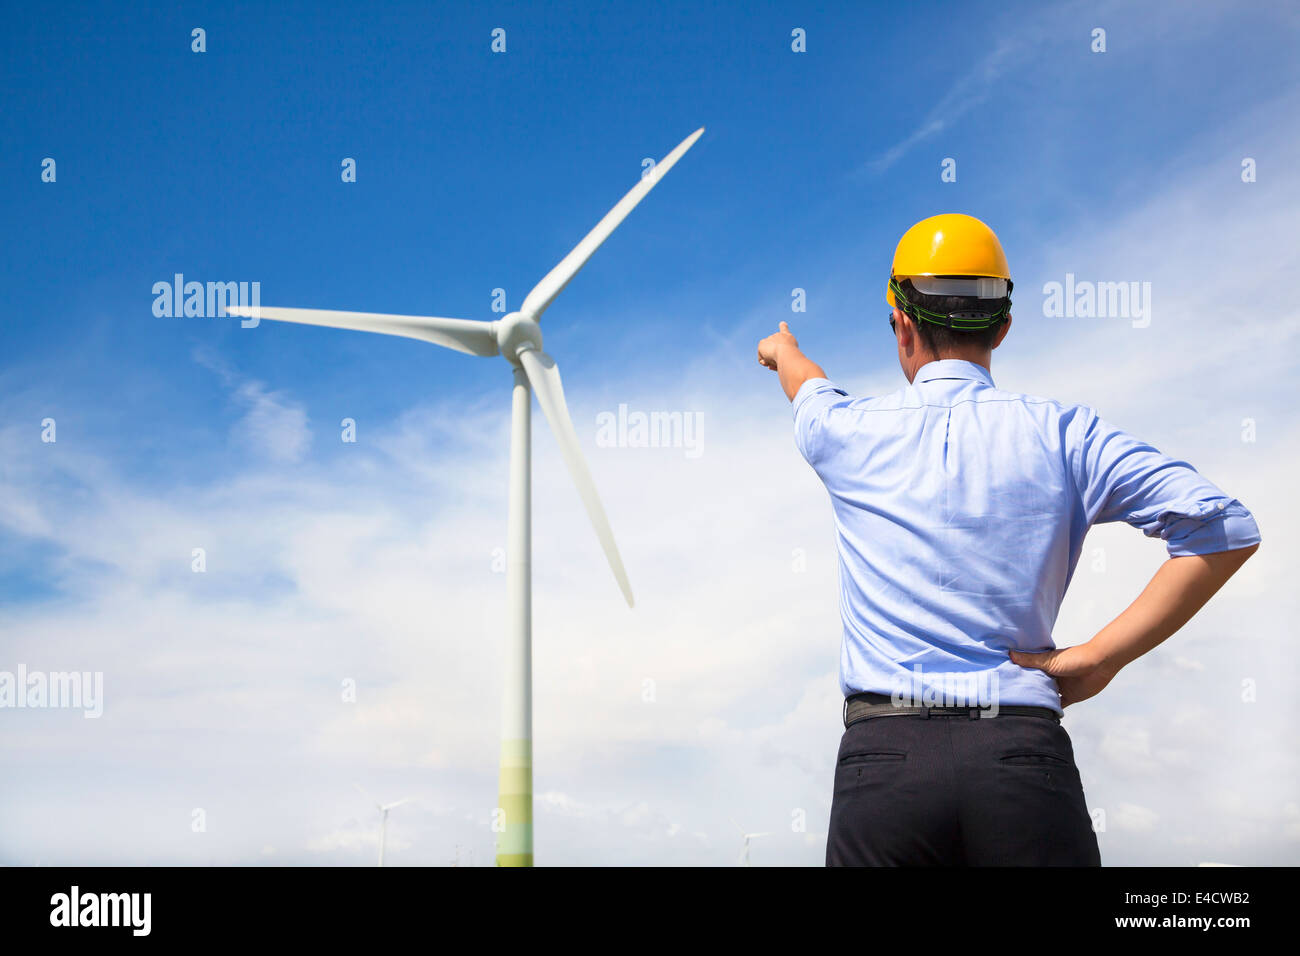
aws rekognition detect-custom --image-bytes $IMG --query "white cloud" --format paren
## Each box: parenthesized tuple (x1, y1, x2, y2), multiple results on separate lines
(1112, 802, 1161, 834)
(191, 345, 311, 464)
(231, 380, 310, 464)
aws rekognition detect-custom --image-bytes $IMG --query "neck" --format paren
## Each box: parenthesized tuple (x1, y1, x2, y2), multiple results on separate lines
(907, 348, 992, 382)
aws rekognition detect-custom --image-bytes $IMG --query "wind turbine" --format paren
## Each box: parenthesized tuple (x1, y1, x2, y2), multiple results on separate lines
(229, 128, 704, 867)
(354, 784, 412, 867)
(733, 819, 771, 867)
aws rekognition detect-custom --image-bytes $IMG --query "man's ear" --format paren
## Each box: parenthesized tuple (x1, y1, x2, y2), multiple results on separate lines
(993, 314, 1012, 349)
(895, 307, 918, 348)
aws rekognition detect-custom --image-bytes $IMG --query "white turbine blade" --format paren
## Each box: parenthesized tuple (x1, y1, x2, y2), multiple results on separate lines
(225, 306, 499, 357)
(353, 782, 382, 812)
(516, 348, 634, 607)
(382, 798, 413, 811)
(519, 127, 704, 322)
(747, 833, 772, 839)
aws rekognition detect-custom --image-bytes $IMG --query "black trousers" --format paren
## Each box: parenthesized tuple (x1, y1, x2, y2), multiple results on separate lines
(826, 712, 1101, 866)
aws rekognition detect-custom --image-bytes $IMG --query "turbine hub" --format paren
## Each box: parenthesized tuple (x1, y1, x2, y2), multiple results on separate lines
(496, 311, 543, 365)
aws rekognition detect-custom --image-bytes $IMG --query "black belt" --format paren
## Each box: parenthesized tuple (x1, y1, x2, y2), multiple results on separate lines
(844, 692, 1060, 727)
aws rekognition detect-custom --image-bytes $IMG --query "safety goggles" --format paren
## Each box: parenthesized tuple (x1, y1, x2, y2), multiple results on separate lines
(889, 277, 1013, 331)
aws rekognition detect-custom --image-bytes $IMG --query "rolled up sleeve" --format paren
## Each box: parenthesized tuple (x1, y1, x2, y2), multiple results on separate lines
(1071, 409, 1261, 557)
(792, 377, 850, 465)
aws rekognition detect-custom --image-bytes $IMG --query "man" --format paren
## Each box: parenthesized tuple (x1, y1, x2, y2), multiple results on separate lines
(756, 214, 1261, 866)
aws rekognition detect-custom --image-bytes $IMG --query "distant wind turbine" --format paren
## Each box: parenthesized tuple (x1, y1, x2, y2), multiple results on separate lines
(228, 128, 704, 867)
(355, 783, 412, 867)
(733, 819, 771, 867)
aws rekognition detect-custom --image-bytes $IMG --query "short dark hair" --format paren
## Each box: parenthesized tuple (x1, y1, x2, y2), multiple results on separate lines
(894, 278, 1010, 353)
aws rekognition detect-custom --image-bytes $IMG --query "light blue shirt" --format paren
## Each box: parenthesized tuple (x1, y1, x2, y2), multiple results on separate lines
(793, 359, 1261, 714)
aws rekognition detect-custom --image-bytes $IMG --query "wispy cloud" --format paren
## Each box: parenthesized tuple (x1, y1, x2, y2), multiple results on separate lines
(866, 35, 1025, 173)
(192, 346, 311, 464)
(231, 380, 311, 464)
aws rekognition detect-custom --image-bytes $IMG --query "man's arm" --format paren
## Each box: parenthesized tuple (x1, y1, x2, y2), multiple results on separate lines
(1011, 544, 1258, 707)
(757, 321, 826, 401)
(1013, 407, 1262, 707)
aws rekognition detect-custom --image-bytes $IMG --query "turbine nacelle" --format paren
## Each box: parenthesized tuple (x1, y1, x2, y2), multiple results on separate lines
(495, 311, 543, 365)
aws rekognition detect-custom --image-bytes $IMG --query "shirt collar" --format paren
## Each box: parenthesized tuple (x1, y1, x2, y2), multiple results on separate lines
(914, 359, 994, 387)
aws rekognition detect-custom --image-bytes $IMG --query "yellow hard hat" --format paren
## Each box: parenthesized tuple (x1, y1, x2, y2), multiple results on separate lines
(886, 214, 1010, 308)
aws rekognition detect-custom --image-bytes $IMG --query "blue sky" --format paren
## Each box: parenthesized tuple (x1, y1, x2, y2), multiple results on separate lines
(6, 0, 1296, 477)
(2, 0, 1299, 865)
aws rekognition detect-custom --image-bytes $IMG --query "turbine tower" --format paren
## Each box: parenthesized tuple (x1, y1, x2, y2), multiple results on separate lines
(355, 784, 411, 867)
(733, 819, 770, 867)
(229, 128, 704, 867)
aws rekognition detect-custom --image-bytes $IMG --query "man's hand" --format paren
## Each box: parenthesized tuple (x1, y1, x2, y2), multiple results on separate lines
(1011, 545, 1257, 709)
(1009, 643, 1118, 709)
(756, 321, 827, 400)
(757, 321, 799, 370)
